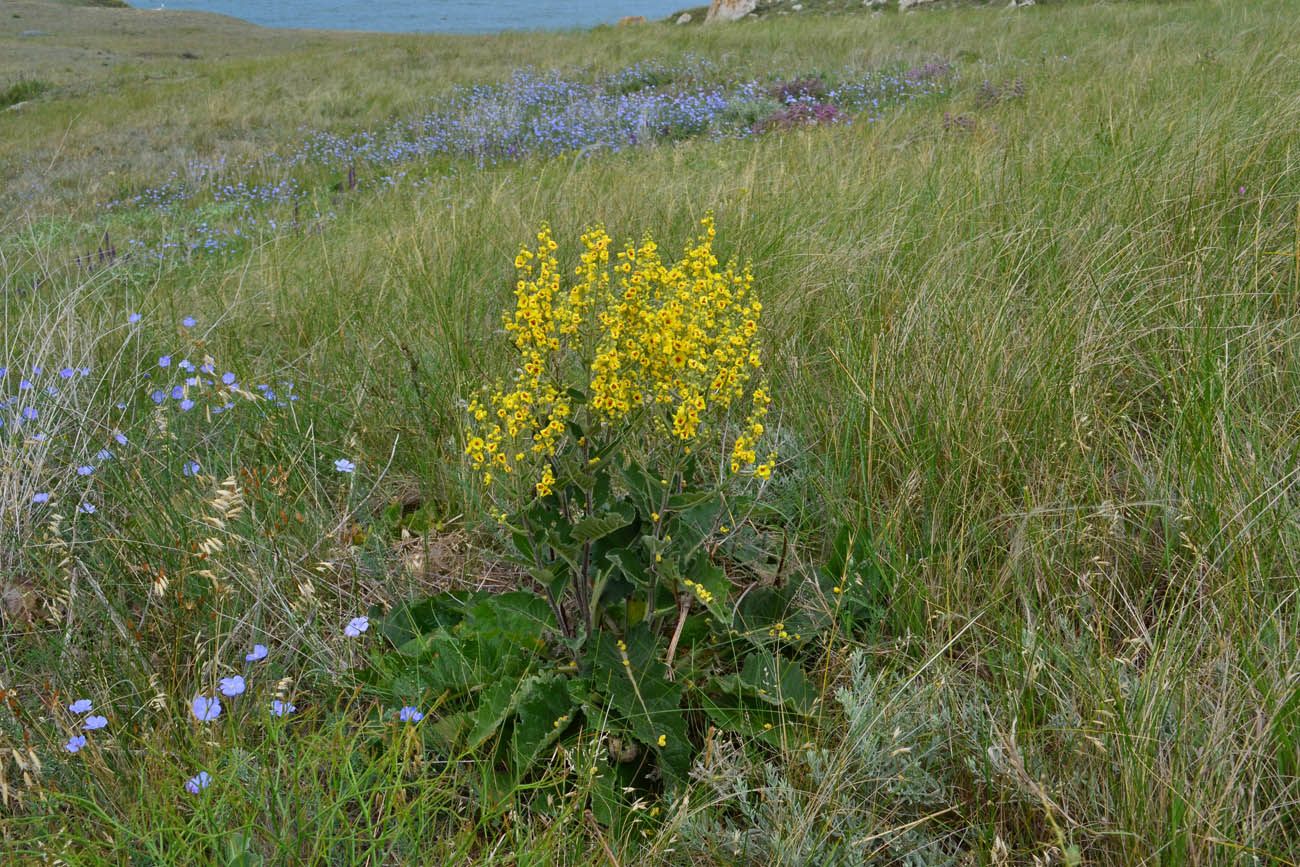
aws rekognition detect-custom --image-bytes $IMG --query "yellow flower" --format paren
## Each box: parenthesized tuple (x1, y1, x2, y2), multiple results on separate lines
(464, 217, 776, 507)
(657, 734, 667, 747)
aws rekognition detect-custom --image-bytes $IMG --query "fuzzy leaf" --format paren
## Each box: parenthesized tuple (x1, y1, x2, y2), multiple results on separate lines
(571, 509, 634, 545)
(592, 625, 691, 782)
(709, 651, 816, 715)
(512, 676, 576, 768)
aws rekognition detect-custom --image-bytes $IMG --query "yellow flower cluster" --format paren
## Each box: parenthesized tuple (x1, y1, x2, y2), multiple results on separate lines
(588, 217, 764, 454)
(465, 223, 600, 482)
(466, 217, 775, 491)
(683, 578, 716, 606)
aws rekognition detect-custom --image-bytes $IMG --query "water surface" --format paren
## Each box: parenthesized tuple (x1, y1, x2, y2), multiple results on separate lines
(130, 0, 694, 33)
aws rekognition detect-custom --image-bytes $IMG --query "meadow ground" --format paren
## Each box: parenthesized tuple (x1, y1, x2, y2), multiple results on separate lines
(2, 0, 1300, 863)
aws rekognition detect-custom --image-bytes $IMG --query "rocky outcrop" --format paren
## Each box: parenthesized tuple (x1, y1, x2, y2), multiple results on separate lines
(704, 0, 757, 23)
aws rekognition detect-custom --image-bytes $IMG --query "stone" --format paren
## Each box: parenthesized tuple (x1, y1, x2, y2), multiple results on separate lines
(704, 0, 757, 23)
(792, 2, 803, 8)
(899, 0, 937, 9)
(676, 12, 692, 23)
(19, 29, 47, 37)
(617, 15, 647, 24)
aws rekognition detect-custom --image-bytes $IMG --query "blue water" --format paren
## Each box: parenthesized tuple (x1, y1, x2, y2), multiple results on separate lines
(129, 0, 694, 33)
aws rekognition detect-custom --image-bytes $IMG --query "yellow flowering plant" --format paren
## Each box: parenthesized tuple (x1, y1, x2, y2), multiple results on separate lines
(368, 220, 831, 827)
(465, 215, 776, 648)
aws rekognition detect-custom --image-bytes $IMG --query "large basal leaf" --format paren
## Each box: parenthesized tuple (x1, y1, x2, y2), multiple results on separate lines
(466, 675, 531, 749)
(592, 625, 691, 782)
(466, 674, 577, 778)
(709, 651, 817, 715)
(732, 585, 829, 649)
(512, 675, 577, 769)
(665, 498, 723, 556)
(380, 590, 484, 645)
(698, 693, 788, 748)
(460, 590, 556, 643)
(603, 547, 650, 588)
(816, 525, 892, 634)
(378, 590, 557, 704)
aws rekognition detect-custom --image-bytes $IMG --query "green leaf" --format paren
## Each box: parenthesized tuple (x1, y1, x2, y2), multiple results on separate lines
(666, 488, 717, 511)
(816, 525, 891, 635)
(380, 590, 483, 644)
(604, 547, 650, 588)
(733, 586, 829, 650)
(617, 456, 662, 516)
(592, 626, 691, 782)
(698, 693, 787, 748)
(684, 557, 732, 625)
(462, 591, 555, 641)
(710, 651, 816, 715)
(666, 498, 723, 556)
(512, 676, 576, 768)
(587, 758, 622, 827)
(466, 677, 525, 748)
(571, 509, 634, 544)
(422, 711, 470, 751)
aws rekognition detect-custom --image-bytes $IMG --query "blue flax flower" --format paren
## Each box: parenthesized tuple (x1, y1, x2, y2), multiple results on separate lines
(270, 700, 296, 717)
(65, 735, 87, 753)
(69, 699, 92, 714)
(191, 695, 222, 722)
(219, 676, 246, 697)
(83, 715, 107, 730)
(245, 644, 268, 662)
(185, 771, 212, 794)
(398, 706, 424, 722)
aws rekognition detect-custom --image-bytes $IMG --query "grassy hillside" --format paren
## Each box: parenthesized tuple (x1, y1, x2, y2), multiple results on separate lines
(3, 0, 1300, 863)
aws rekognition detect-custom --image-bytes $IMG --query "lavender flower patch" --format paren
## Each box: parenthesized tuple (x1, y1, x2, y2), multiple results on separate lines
(72, 57, 949, 272)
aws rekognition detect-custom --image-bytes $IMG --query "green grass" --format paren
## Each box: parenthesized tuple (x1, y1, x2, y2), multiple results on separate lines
(0, 78, 48, 109)
(3, 0, 1300, 863)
